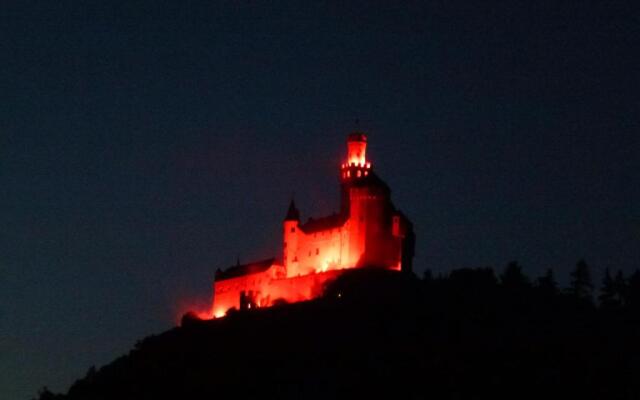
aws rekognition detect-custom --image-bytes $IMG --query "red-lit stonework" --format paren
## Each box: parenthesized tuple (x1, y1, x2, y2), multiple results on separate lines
(206, 133, 414, 318)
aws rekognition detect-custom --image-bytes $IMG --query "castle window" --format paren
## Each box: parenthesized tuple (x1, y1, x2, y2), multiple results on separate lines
(357, 170, 361, 177)
(291, 227, 295, 233)
(316, 248, 319, 255)
(308, 251, 311, 257)
(347, 171, 351, 177)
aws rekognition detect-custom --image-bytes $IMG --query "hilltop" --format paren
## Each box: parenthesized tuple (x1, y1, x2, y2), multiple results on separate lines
(37, 267, 640, 400)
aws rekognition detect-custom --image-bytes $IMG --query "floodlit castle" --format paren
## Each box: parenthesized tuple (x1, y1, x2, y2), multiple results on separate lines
(208, 133, 414, 318)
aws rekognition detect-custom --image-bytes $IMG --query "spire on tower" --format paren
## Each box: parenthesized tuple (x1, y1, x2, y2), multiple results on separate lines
(284, 199, 300, 221)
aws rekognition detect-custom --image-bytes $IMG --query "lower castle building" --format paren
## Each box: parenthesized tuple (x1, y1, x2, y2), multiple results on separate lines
(208, 133, 414, 318)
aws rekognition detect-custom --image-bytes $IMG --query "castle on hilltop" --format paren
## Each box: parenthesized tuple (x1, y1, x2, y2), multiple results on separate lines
(208, 133, 414, 318)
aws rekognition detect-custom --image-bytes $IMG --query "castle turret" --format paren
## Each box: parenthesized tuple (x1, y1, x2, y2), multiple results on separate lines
(284, 199, 300, 221)
(347, 132, 367, 166)
(339, 132, 398, 268)
(340, 132, 373, 213)
(340, 133, 371, 180)
(283, 199, 300, 276)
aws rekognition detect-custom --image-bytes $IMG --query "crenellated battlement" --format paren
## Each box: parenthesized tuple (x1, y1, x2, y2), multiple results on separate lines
(340, 162, 372, 180)
(341, 132, 373, 181)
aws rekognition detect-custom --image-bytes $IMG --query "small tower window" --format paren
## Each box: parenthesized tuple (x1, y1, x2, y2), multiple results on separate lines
(316, 248, 319, 255)
(357, 170, 361, 177)
(291, 227, 295, 233)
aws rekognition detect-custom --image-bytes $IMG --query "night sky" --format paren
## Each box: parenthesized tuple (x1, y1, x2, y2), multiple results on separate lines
(1, 1, 638, 398)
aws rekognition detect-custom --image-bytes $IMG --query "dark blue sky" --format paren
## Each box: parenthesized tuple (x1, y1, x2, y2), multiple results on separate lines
(1, 1, 638, 398)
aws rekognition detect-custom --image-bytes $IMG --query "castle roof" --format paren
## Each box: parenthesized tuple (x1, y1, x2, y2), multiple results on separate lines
(348, 132, 367, 142)
(215, 257, 276, 281)
(349, 171, 391, 193)
(299, 212, 347, 234)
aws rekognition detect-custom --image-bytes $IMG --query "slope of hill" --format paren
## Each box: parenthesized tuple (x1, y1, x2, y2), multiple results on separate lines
(38, 268, 640, 400)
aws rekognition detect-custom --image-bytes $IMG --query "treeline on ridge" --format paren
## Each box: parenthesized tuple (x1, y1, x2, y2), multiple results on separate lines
(36, 259, 640, 400)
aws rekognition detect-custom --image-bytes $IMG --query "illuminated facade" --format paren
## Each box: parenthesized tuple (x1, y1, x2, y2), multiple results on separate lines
(208, 133, 414, 318)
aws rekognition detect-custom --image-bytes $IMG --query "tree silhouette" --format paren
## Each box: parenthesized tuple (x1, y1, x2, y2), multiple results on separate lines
(34, 263, 640, 400)
(500, 261, 531, 291)
(35, 387, 61, 400)
(626, 270, 640, 310)
(536, 268, 558, 297)
(422, 268, 433, 283)
(569, 259, 594, 302)
(599, 268, 618, 309)
(613, 270, 626, 304)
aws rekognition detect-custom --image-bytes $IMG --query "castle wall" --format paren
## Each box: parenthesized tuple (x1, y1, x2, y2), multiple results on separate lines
(212, 189, 406, 318)
(289, 226, 349, 276)
(213, 268, 345, 317)
(264, 269, 344, 304)
(283, 186, 400, 278)
(347, 189, 368, 266)
(212, 266, 279, 317)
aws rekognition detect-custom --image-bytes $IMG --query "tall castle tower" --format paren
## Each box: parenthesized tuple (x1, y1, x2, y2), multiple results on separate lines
(340, 133, 372, 213)
(339, 133, 400, 269)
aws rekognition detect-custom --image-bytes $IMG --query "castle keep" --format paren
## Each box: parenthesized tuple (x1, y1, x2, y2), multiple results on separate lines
(209, 133, 414, 318)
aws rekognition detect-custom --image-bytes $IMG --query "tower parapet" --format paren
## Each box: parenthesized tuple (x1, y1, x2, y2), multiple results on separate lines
(347, 132, 367, 165)
(341, 132, 372, 182)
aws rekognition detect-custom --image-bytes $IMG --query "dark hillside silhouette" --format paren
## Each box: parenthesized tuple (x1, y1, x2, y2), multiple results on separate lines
(38, 262, 640, 400)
